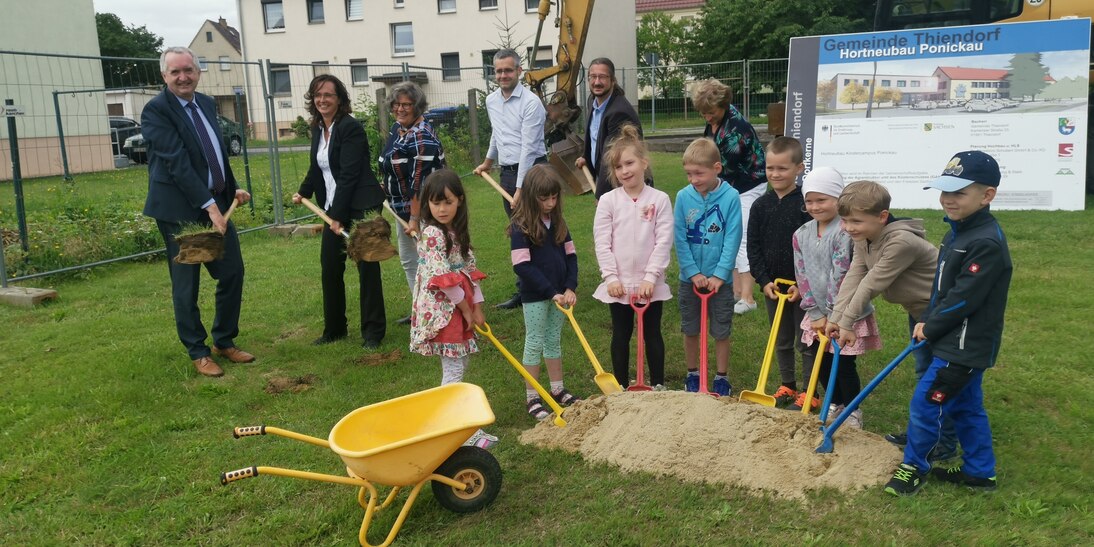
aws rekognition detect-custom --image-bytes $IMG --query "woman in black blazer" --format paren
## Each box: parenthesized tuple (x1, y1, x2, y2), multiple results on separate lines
(292, 74, 387, 348)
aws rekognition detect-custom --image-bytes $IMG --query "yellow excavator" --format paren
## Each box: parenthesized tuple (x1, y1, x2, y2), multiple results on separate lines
(523, 0, 596, 194)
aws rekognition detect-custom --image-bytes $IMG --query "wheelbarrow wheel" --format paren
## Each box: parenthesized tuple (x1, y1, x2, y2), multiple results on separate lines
(431, 446, 502, 513)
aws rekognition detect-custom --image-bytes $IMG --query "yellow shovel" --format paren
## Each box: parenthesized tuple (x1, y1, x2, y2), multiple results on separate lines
(801, 333, 829, 415)
(555, 302, 624, 395)
(739, 278, 796, 406)
(475, 323, 566, 427)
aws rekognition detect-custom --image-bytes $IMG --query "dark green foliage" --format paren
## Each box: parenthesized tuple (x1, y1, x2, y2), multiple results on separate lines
(95, 12, 164, 88)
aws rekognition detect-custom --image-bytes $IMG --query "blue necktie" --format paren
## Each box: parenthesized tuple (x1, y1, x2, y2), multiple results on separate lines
(186, 102, 226, 194)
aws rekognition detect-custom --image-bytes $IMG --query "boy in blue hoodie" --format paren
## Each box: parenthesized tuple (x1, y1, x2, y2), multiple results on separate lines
(674, 138, 743, 396)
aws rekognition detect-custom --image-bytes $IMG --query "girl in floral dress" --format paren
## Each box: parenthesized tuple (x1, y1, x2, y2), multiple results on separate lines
(410, 169, 496, 448)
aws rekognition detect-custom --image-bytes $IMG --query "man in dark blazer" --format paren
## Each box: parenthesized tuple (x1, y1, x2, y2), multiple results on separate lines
(143, 46, 254, 378)
(575, 57, 646, 200)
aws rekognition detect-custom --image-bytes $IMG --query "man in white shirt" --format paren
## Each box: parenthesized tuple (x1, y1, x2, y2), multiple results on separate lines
(474, 49, 548, 309)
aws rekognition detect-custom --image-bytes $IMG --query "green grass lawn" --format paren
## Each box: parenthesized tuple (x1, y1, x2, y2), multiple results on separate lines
(1, 153, 1092, 544)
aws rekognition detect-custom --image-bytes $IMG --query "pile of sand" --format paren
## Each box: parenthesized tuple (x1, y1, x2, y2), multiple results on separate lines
(519, 391, 901, 500)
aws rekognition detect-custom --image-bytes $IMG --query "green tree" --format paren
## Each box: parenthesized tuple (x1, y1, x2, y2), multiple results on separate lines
(839, 81, 867, 109)
(816, 79, 836, 106)
(636, 12, 689, 99)
(1005, 53, 1050, 100)
(96, 13, 163, 88)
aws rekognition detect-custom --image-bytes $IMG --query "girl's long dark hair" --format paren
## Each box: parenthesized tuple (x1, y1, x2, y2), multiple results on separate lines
(509, 164, 568, 246)
(419, 169, 471, 260)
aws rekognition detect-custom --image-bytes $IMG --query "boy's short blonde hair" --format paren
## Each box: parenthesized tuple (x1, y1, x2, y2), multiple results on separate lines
(766, 136, 804, 164)
(838, 180, 891, 216)
(682, 137, 721, 167)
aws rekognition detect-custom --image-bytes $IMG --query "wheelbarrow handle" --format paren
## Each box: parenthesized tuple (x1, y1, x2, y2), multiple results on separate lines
(233, 425, 265, 438)
(221, 466, 259, 485)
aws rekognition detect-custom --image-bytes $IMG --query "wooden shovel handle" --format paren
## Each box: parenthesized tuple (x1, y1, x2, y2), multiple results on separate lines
(479, 172, 514, 204)
(222, 198, 239, 222)
(581, 165, 595, 188)
(299, 197, 349, 239)
(382, 200, 418, 239)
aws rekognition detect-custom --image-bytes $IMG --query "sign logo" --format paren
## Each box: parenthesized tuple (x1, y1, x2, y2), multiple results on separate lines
(1057, 168, 1075, 175)
(1059, 117, 1075, 135)
(923, 123, 933, 132)
(1058, 143, 1074, 157)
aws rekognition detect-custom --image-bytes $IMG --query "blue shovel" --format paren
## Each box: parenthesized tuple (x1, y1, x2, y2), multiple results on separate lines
(816, 340, 927, 454)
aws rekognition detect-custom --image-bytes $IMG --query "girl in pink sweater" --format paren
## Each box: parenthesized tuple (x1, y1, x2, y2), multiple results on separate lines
(592, 125, 674, 389)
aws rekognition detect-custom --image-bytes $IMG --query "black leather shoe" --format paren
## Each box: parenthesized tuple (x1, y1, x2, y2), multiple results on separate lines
(494, 293, 522, 309)
(312, 334, 346, 346)
(395, 315, 411, 325)
(362, 339, 381, 349)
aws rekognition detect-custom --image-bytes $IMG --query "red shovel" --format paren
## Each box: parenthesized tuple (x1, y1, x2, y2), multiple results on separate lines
(627, 293, 653, 392)
(693, 285, 720, 398)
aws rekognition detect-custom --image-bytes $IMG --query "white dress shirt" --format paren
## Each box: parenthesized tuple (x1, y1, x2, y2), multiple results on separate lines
(485, 84, 546, 188)
(316, 119, 338, 210)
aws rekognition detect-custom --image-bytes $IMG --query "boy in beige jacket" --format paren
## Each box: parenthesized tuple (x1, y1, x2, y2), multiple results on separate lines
(824, 180, 956, 460)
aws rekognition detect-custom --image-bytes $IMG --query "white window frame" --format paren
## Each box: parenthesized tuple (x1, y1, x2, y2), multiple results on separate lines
(480, 0, 498, 11)
(350, 58, 369, 86)
(525, 0, 538, 12)
(345, 0, 363, 21)
(394, 0, 405, 8)
(262, 0, 285, 32)
(313, 61, 330, 77)
(269, 64, 291, 96)
(219, 56, 231, 71)
(391, 22, 414, 57)
(307, 0, 325, 23)
(197, 56, 209, 71)
(438, 0, 456, 14)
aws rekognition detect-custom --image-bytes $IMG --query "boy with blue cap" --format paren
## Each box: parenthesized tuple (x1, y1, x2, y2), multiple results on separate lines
(885, 150, 1013, 496)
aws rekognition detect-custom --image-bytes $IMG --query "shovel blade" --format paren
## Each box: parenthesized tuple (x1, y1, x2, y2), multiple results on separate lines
(595, 373, 624, 394)
(626, 385, 653, 392)
(738, 390, 776, 407)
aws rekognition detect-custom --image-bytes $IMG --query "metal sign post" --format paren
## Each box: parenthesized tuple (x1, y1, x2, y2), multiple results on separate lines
(5, 99, 29, 254)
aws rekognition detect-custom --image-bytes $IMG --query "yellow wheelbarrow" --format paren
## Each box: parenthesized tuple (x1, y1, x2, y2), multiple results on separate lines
(221, 383, 502, 547)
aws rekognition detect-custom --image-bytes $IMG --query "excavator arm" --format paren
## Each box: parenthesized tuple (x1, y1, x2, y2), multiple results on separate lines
(524, 0, 595, 145)
(523, 0, 597, 194)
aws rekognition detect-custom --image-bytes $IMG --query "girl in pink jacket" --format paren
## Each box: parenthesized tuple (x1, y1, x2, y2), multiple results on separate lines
(592, 125, 674, 389)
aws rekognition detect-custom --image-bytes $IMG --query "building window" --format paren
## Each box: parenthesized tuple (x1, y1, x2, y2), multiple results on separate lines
(526, 46, 552, 70)
(482, 49, 499, 79)
(897, 79, 906, 87)
(394, 0, 404, 7)
(219, 56, 231, 71)
(307, 0, 324, 23)
(391, 22, 414, 56)
(197, 56, 209, 71)
(263, 0, 285, 31)
(438, 0, 456, 13)
(313, 61, 330, 76)
(843, 79, 850, 85)
(350, 58, 369, 85)
(269, 63, 290, 96)
(862, 79, 870, 85)
(206, 31, 213, 42)
(881, 79, 891, 86)
(441, 53, 461, 81)
(910, 81, 920, 88)
(939, 81, 947, 89)
(480, 0, 498, 10)
(346, 0, 362, 20)
(525, 0, 538, 11)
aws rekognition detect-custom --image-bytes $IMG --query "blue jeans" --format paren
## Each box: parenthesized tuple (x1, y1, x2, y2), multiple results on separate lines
(904, 357, 995, 478)
(909, 315, 957, 453)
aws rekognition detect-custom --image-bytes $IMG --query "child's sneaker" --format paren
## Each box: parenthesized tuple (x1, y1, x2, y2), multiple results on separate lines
(526, 398, 550, 421)
(790, 391, 820, 412)
(773, 386, 797, 407)
(551, 388, 581, 407)
(885, 432, 908, 446)
(884, 463, 926, 496)
(844, 408, 863, 429)
(712, 376, 732, 397)
(733, 300, 757, 315)
(463, 429, 498, 450)
(684, 372, 699, 393)
(931, 466, 997, 492)
(652, 384, 667, 392)
(827, 404, 844, 424)
(928, 446, 959, 464)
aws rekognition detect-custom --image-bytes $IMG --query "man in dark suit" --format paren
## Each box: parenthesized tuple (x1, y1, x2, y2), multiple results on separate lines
(575, 57, 646, 200)
(143, 46, 254, 378)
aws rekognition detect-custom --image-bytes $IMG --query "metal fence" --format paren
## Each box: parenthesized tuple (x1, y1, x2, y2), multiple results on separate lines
(1, 48, 787, 284)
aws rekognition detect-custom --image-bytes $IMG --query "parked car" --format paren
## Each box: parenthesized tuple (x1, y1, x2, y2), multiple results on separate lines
(109, 116, 141, 156)
(123, 114, 243, 164)
(422, 105, 467, 130)
(911, 100, 936, 110)
(963, 99, 1002, 113)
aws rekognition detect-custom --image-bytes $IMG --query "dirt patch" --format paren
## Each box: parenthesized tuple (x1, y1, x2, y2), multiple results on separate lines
(354, 348, 402, 366)
(264, 374, 318, 394)
(520, 391, 901, 500)
(274, 325, 308, 343)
